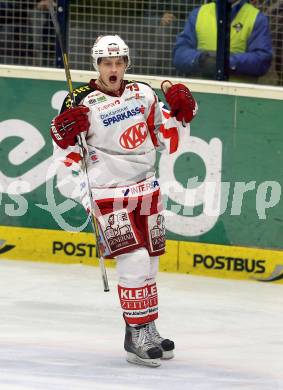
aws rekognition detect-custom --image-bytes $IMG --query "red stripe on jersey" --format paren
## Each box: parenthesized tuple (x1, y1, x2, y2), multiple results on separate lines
(162, 108, 171, 119)
(63, 152, 82, 167)
(160, 124, 179, 154)
(146, 97, 159, 147)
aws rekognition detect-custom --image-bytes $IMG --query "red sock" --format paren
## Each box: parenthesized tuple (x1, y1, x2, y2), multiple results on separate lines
(147, 282, 158, 322)
(118, 285, 150, 325)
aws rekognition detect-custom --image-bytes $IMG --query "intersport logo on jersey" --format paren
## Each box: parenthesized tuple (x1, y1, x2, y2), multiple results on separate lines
(119, 122, 148, 149)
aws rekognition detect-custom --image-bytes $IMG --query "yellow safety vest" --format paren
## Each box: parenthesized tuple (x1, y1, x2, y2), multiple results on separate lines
(196, 2, 259, 82)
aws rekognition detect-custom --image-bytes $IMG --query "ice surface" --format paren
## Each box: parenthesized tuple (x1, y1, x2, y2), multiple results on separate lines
(0, 260, 282, 390)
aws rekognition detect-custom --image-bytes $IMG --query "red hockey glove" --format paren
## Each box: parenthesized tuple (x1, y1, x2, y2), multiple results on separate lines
(50, 105, 90, 149)
(162, 80, 196, 123)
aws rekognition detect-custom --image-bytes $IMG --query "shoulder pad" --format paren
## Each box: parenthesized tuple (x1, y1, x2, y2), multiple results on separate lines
(61, 83, 96, 112)
(125, 80, 153, 90)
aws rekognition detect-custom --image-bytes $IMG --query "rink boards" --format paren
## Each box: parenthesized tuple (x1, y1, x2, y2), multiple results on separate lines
(0, 66, 283, 284)
(1, 225, 282, 283)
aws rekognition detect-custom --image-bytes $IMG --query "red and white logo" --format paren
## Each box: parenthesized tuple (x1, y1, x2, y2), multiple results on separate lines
(119, 122, 148, 149)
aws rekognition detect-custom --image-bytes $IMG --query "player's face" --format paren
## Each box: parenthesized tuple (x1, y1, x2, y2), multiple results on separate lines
(98, 57, 127, 93)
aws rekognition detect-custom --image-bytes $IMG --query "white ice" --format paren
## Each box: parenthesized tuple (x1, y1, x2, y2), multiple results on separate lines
(0, 259, 282, 390)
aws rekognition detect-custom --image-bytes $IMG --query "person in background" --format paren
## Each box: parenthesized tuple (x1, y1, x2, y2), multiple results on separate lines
(0, 1, 32, 64)
(250, 0, 283, 85)
(0, 0, 54, 66)
(135, 0, 193, 76)
(173, 0, 273, 83)
(28, 0, 55, 66)
(144, 0, 190, 27)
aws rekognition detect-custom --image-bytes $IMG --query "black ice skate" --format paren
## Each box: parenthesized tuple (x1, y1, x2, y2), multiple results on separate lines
(147, 321, 175, 359)
(124, 323, 162, 367)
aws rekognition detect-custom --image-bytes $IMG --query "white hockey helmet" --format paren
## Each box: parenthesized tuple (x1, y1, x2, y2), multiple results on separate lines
(91, 35, 131, 71)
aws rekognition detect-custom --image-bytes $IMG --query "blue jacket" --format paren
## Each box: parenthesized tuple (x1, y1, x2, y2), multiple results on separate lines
(173, 0, 272, 78)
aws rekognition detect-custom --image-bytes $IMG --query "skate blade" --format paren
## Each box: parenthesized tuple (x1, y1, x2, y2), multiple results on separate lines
(126, 352, 161, 367)
(161, 350, 174, 360)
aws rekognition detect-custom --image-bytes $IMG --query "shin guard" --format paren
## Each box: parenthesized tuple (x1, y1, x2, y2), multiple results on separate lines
(148, 282, 158, 322)
(118, 285, 150, 325)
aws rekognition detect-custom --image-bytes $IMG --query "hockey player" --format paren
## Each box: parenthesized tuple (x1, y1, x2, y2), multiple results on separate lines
(50, 35, 197, 367)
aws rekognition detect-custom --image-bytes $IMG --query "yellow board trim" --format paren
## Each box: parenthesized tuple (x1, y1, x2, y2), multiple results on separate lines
(0, 226, 282, 283)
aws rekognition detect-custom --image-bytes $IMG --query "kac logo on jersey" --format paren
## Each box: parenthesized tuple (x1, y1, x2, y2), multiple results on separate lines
(119, 122, 148, 149)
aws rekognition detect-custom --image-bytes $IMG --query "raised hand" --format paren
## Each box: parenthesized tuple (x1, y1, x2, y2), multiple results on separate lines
(162, 80, 197, 123)
(50, 105, 90, 149)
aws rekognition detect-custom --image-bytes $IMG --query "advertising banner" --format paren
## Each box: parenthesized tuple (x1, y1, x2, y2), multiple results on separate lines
(0, 71, 282, 282)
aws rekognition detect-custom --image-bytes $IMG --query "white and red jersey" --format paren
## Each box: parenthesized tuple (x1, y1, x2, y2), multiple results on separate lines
(52, 79, 195, 258)
(53, 79, 188, 191)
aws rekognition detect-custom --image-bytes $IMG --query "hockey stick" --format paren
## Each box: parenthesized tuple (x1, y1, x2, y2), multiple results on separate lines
(48, 2, 109, 292)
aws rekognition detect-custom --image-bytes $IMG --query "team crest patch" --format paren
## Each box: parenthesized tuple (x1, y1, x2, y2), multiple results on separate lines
(99, 209, 138, 254)
(148, 213, 166, 252)
(119, 122, 148, 149)
(88, 95, 107, 105)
